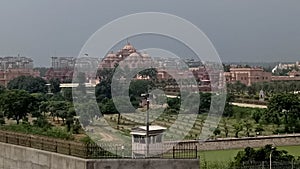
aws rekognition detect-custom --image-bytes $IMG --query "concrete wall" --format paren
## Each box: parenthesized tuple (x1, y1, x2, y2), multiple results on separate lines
(0, 142, 199, 169)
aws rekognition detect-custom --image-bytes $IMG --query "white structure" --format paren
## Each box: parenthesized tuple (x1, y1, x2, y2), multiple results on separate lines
(130, 125, 166, 158)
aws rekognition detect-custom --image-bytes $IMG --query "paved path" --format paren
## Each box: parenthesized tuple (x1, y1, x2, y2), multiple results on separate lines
(231, 102, 267, 109)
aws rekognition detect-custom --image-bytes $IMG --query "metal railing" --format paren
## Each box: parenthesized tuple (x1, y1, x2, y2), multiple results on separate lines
(0, 130, 197, 159)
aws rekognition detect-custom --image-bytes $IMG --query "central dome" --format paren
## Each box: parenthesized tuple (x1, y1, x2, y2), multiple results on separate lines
(122, 42, 136, 52)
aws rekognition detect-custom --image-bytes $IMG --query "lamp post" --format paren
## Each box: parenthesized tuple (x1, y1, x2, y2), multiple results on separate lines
(270, 146, 275, 169)
(141, 93, 150, 158)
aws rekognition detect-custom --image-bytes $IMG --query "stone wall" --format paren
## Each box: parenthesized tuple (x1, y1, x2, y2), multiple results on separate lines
(0, 142, 199, 169)
(200, 134, 300, 150)
(169, 134, 300, 151)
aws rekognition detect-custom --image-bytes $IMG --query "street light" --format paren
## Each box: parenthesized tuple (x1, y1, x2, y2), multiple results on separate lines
(141, 93, 150, 158)
(270, 146, 275, 169)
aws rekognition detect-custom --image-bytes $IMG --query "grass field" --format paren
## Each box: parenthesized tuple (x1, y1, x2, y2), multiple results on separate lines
(105, 105, 283, 140)
(199, 145, 300, 162)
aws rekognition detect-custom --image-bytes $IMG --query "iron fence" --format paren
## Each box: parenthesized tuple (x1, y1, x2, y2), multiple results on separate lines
(0, 130, 197, 159)
(233, 161, 300, 169)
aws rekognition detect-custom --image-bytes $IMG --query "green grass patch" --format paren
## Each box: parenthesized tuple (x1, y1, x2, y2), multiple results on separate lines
(199, 145, 300, 162)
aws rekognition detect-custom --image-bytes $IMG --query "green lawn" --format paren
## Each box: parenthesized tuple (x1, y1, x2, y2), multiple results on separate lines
(200, 148, 241, 162)
(199, 145, 300, 162)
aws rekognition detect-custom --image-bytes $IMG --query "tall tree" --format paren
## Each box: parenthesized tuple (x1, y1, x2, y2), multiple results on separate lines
(266, 93, 300, 132)
(0, 90, 34, 124)
(49, 78, 61, 93)
(7, 76, 47, 93)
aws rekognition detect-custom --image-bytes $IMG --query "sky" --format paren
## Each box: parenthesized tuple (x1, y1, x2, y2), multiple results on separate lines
(0, 0, 300, 67)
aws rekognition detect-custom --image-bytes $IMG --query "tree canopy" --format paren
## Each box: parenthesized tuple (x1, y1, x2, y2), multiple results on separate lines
(0, 90, 35, 124)
(232, 145, 295, 168)
(7, 76, 47, 93)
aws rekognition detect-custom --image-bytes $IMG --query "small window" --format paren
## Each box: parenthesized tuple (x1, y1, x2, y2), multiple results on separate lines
(134, 136, 139, 143)
(140, 137, 145, 144)
(156, 134, 162, 143)
(151, 136, 156, 144)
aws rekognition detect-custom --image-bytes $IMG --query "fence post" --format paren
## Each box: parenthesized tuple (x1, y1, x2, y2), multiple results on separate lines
(85, 143, 89, 158)
(41, 138, 43, 150)
(29, 136, 31, 147)
(195, 145, 197, 159)
(55, 141, 57, 152)
(68, 143, 71, 155)
(17, 136, 19, 145)
(173, 146, 175, 159)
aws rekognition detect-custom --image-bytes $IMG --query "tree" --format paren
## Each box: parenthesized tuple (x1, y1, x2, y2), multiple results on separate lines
(233, 123, 243, 138)
(232, 145, 295, 168)
(167, 97, 181, 111)
(255, 125, 264, 135)
(213, 127, 221, 138)
(49, 78, 61, 93)
(223, 118, 229, 137)
(223, 93, 234, 117)
(47, 101, 71, 123)
(266, 93, 300, 132)
(199, 92, 211, 113)
(0, 112, 5, 125)
(0, 85, 5, 94)
(139, 68, 157, 81)
(7, 76, 47, 93)
(0, 90, 34, 124)
(76, 72, 86, 94)
(251, 109, 263, 123)
(243, 120, 252, 137)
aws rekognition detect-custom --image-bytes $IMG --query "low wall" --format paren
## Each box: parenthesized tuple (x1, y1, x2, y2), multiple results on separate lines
(169, 134, 300, 151)
(199, 134, 300, 151)
(0, 142, 199, 169)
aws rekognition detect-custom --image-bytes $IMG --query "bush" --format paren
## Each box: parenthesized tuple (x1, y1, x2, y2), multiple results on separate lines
(33, 116, 52, 129)
(79, 136, 95, 144)
(0, 123, 74, 140)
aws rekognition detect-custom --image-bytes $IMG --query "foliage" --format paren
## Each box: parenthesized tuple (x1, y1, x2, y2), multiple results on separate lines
(49, 78, 61, 93)
(0, 123, 74, 140)
(167, 97, 180, 111)
(0, 85, 6, 94)
(79, 135, 95, 144)
(99, 98, 118, 114)
(266, 93, 300, 132)
(7, 76, 47, 93)
(233, 123, 243, 138)
(232, 145, 296, 168)
(199, 92, 211, 113)
(129, 79, 153, 98)
(95, 68, 114, 101)
(138, 68, 157, 80)
(0, 112, 5, 125)
(251, 109, 263, 123)
(0, 90, 35, 124)
(33, 116, 52, 129)
(243, 120, 252, 137)
(213, 127, 221, 137)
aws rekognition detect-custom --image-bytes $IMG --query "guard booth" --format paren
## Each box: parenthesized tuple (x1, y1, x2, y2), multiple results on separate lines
(130, 125, 166, 158)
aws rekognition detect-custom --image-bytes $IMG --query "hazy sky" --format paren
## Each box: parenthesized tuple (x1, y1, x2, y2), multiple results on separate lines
(0, 0, 300, 67)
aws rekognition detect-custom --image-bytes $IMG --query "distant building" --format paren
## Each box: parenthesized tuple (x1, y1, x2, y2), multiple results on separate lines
(0, 56, 39, 87)
(0, 56, 33, 69)
(99, 43, 151, 69)
(51, 57, 75, 69)
(225, 67, 272, 86)
(46, 56, 100, 83)
(45, 67, 73, 82)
